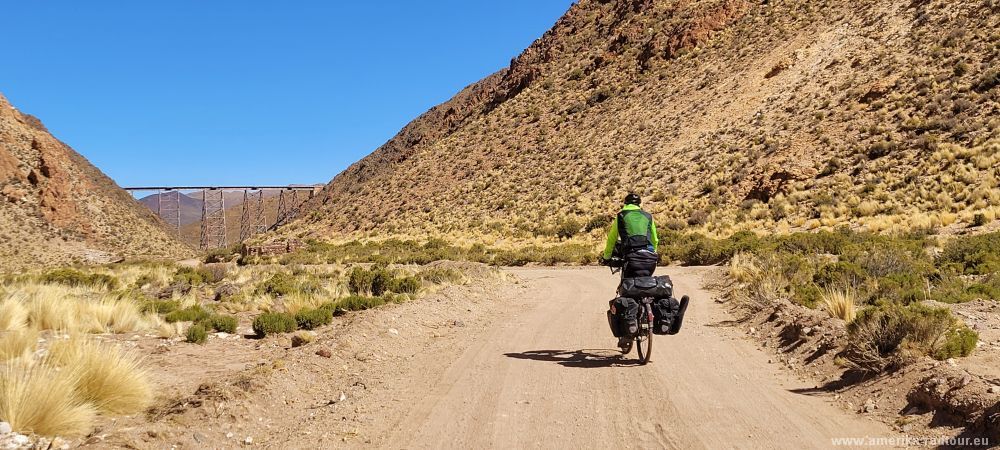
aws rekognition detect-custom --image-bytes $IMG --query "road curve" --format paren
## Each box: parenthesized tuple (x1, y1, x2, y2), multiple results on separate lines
(382, 266, 892, 449)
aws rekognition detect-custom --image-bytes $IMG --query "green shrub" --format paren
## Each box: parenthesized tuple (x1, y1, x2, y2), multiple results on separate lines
(583, 214, 612, 232)
(929, 276, 1000, 304)
(935, 327, 978, 359)
(335, 295, 387, 312)
(814, 262, 867, 290)
(256, 272, 298, 296)
(39, 268, 119, 289)
(792, 284, 822, 308)
(348, 267, 378, 295)
(204, 245, 239, 263)
(173, 267, 206, 286)
(844, 302, 978, 372)
(555, 217, 582, 239)
(186, 324, 208, 344)
(939, 232, 1000, 275)
(142, 300, 180, 315)
(294, 308, 333, 330)
(389, 276, 421, 294)
(208, 315, 238, 333)
(973, 213, 988, 227)
(418, 268, 464, 284)
(165, 305, 212, 323)
(252, 312, 297, 336)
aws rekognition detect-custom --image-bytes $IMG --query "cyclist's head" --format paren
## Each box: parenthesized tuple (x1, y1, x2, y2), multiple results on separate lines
(624, 193, 641, 206)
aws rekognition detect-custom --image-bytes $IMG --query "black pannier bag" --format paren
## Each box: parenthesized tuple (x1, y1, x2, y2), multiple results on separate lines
(623, 249, 659, 277)
(607, 297, 638, 337)
(618, 275, 673, 299)
(652, 297, 680, 335)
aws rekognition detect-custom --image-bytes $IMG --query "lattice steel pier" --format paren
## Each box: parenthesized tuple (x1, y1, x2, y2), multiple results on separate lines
(124, 185, 321, 249)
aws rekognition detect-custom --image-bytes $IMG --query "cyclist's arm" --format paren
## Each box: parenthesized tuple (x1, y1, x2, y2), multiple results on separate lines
(602, 220, 619, 259)
(650, 218, 659, 251)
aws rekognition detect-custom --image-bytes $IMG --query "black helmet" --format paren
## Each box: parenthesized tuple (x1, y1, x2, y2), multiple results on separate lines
(624, 193, 641, 205)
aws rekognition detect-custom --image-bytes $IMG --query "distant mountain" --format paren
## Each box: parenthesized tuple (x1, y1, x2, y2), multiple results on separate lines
(137, 192, 203, 226)
(0, 93, 192, 270)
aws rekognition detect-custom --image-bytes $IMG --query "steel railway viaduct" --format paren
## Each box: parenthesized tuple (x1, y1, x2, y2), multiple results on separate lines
(124, 185, 323, 249)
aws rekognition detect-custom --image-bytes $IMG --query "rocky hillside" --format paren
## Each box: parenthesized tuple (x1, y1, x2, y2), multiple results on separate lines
(0, 93, 192, 271)
(286, 0, 1000, 242)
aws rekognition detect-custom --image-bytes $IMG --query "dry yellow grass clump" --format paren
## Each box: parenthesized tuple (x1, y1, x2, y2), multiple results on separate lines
(45, 337, 153, 415)
(0, 336, 153, 437)
(821, 289, 857, 323)
(2, 284, 153, 334)
(0, 361, 97, 437)
(0, 298, 28, 331)
(0, 330, 38, 362)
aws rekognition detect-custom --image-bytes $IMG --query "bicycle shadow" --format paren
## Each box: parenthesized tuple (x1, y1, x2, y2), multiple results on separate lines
(503, 349, 644, 368)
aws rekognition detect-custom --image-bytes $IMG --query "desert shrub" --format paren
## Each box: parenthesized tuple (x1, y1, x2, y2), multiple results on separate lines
(843, 303, 914, 372)
(348, 267, 378, 295)
(844, 303, 978, 372)
(555, 217, 582, 239)
(928, 276, 1000, 303)
(792, 284, 822, 308)
(164, 305, 211, 324)
(939, 232, 1000, 275)
(39, 269, 118, 289)
(935, 327, 978, 359)
(255, 272, 318, 297)
(207, 315, 238, 333)
(418, 268, 464, 284)
(389, 276, 421, 294)
(583, 214, 612, 232)
(252, 312, 297, 336)
(972, 68, 1000, 93)
(185, 324, 208, 344)
(294, 308, 333, 330)
(141, 299, 179, 315)
(203, 245, 240, 263)
(172, 267, 214, 287)
(334, 295, 388, 312)
(814, 262, 867, 290)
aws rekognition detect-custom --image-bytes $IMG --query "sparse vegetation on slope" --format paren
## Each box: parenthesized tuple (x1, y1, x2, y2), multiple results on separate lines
(0, 94, 192, 272)
(274, 0, 1000, 246)
(726, 228, 1000, 373)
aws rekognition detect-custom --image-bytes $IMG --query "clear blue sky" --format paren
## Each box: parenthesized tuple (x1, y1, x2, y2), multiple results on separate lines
(1, 1, 573, 187)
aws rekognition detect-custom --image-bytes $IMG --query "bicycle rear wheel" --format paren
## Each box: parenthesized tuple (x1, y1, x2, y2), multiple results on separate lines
(635, 331, 652, 365)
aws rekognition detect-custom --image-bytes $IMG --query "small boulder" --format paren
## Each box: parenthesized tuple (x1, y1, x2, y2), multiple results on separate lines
(291, 331, 316, 348)
(0, 422, 10, 434)
(316, 348, 332, 358)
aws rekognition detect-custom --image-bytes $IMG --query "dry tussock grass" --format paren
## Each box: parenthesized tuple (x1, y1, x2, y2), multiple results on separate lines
(0, 330, 38, 362)
(0, 298, 28, 332)
(0, 360, 97, 436)
(821, 289, 857, 322)
(45, 337, 153, 415)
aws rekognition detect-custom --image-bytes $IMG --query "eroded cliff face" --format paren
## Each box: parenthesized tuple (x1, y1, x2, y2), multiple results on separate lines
(0, 94, 192, 270)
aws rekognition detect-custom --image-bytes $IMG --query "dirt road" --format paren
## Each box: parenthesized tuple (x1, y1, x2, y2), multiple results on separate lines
(376, 266, 892, 449)
(101, 266, 897, 449)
